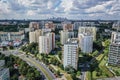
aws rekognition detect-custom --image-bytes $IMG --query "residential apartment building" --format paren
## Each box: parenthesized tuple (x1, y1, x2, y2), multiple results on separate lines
(45, 22, 55, 31)
(39, 32, 55, 54)
(63, 38, 79, 70)
(62, 21, 73, 31)
(0, 68, 10, 80)
(29, 22, 40, 31)
(78, 33, 93, 53)
(73, 22, 95, 30)
(60, 30, 74, 45)
(78, 27, 96, 41)
(0, 31, 25, 41)
(108, 31, 120, 65)
(112, 21, 120, 30)
(108, 43, 120, 65)
(29, 29, 43, 43)
(111, 32, 120, 43)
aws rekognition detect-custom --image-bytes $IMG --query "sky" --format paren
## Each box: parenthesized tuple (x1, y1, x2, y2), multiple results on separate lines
(0, 0, 120, 20)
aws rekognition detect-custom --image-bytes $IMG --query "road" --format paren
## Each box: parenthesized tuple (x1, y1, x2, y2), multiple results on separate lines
(1, 50, 56, 80)
(80, 49, 104, 80)
(81, 68, 86, 80)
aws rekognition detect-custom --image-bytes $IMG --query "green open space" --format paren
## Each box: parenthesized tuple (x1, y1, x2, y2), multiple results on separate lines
(92, 55, 114, 80)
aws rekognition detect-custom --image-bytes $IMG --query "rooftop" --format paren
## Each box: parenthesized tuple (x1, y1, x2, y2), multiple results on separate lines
(66, 38, 78, 44)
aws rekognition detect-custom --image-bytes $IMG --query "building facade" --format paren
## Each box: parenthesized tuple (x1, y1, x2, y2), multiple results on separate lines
(111, 32, 120, 43)
(108, 30, 120, 65)
(79, 27, 96, 41)
(62, 23, 73, 31)
(63, 38, 79, 70)
(39, 32, 55, 54)
(45, 22, 55, 31)
(60, 30, 74, 45)
(78, 33, 93, 53)
(29, 22, 40, 31)
(29, 29, 43, 43)
(0, 31, 25, 41)
(108, 43, 120, 65)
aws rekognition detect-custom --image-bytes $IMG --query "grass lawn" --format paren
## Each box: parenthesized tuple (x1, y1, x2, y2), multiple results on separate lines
(108, 66, 120, 76)
(86, 71, 91, 80)
(92, 71, 107, 79)
(99, 56, 107, 66)
(57, 66, 73, 80)
(96, 54, 104, 61)
(92, 55, 114, 79)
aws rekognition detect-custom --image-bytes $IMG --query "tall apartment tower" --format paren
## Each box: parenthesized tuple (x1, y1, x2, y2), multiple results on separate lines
(79, 27, 96, 41)
(60, 30, 74, 45)
(29, 29, 43, 43)
(39, 32, 55, 54)
(108, 21, 120, 65)
(29, 31, 36, 43)
(108, 43, 120, 65)
(78, 33, 93, 53)
(111, 32, 120, 43)
(63, 38, 79, 70)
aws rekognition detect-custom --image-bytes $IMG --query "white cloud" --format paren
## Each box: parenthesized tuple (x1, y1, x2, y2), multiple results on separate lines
(0, 0, 120, 20)
(86, 5, 106, 13)
(27, 10, 36, 16)
(61, 0, 73, 12)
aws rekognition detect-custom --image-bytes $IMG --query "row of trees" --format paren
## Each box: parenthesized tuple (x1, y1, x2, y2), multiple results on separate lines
(0, 53, 42, 80)
(21, 42, 39, 56)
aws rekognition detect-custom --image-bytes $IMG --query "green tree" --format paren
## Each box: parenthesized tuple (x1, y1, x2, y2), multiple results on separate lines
(11, 74, 18, 80)
(92, 50, 98, 57)
(9, 46, 14, 50)
(77, 71, 81, 76)
(58, 51, 62, 60)
(71, 73, 77, 80)
(56, 70, 60, 76)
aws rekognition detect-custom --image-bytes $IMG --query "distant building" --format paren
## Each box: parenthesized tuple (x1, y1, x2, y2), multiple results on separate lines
(54, 23, 62, 29)
(60, 30, 74, 45)
(78, 33, 93, 53)
(112, 21, 120, 30)
(73, 22, 95, 30)
(39, 32, 55, 54)
(63, 38, 79, 70)
(108, 43, 120, 65)
(24, 28, 30, 33)
(78, 27, 96, 41)
(45, 22, 55, 31)
(62, 21, 73, 31)
(29, 22, 39, 31)
(0, 31, 25, 41)
(0, 68, 10, 80)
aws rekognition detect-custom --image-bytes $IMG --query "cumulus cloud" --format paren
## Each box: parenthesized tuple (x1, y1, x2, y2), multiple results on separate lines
(0, 0, 120, 20)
